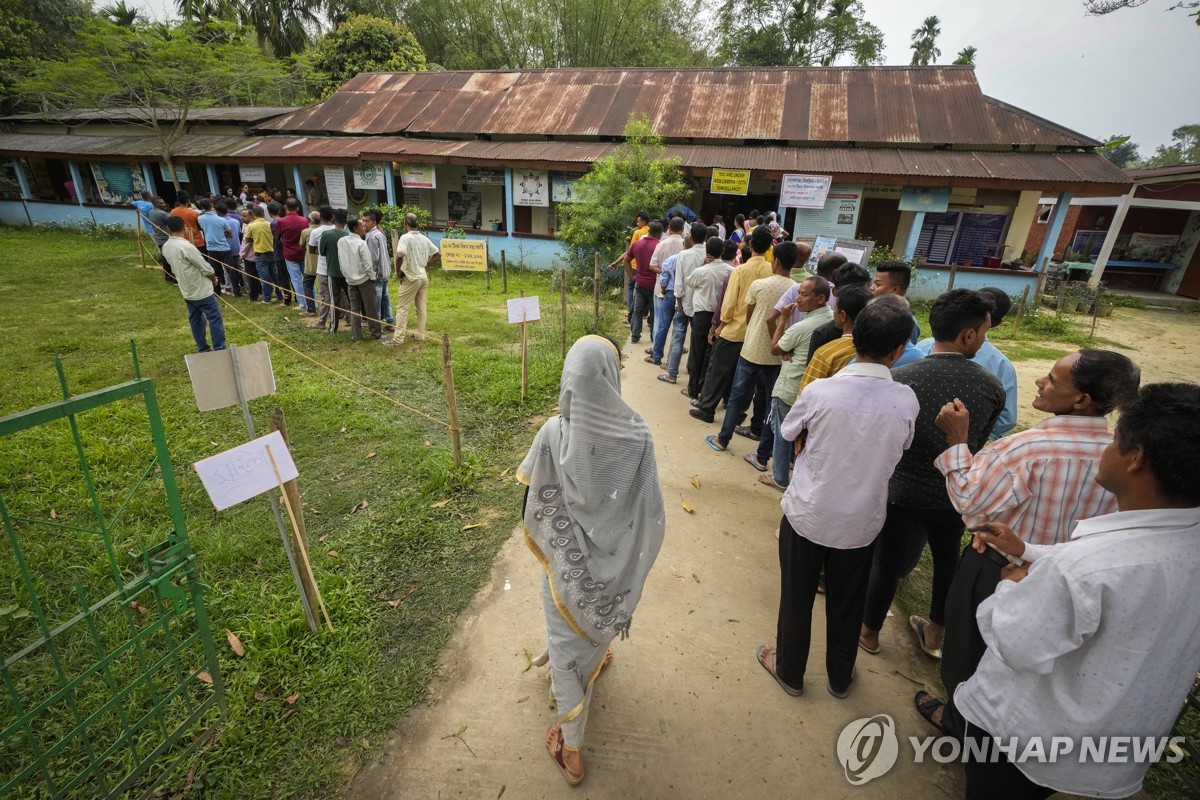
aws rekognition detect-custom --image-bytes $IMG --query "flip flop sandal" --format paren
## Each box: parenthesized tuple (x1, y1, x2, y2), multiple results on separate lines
(756, 474, 785, 491)
(547, 726, 584, 785)
(657, 374, 677, 384)
(743, 453, 768, 472)
(733, 426, 760, 441)
(704, 434, 727, 452)
(858, 638, 881, 655)
(644, 356, 661, 365)
(914, 691, 948, 734)
(909, 615, 943, 659)
(756, 645, 803, 697)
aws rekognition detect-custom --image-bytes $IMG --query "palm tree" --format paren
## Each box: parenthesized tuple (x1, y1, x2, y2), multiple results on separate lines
(952, 45, 977, 65)
(909, 15, 941, 66)
(100, 0, 142, 25)
(175, 0, 321, 56)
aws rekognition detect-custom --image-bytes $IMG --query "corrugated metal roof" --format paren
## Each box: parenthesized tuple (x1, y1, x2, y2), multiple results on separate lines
(261, 67, 1099, 147)
(0, 133, 255, 160)
(0, 106, 297, 124)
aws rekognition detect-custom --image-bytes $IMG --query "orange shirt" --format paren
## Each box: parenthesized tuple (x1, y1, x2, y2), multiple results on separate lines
(171, 206, 202, 247)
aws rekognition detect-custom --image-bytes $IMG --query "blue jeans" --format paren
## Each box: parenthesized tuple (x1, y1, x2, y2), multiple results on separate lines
(651, 290, 676, 361)
(718, 357, 780, 446)
(185, 294, 226, 352)
(756, 397, 795, 488)
(376, 278, 394, 324)
(285, 260, 308, 310)
(667, 311, 689, 378)
(255, 254, 275, 302)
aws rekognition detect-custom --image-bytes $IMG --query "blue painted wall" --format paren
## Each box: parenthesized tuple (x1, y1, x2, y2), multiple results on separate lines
(425, 231, 565, 270)
(908, 267, 1039, 301)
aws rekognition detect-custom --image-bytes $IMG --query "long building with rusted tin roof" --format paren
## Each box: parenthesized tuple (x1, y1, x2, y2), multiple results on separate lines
(0, 66, 1135, 294)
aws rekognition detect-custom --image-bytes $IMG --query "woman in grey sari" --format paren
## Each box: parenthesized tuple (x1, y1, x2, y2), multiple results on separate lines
(517, 335, 666, 785)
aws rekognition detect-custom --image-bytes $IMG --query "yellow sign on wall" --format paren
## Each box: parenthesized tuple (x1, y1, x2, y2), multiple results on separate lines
(710, 168, 750, 196)
(440, 238, 489, 272)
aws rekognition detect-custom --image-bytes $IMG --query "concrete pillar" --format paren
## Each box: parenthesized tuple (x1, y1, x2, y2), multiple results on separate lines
(11, 158, 31, 199)
(1035, 192, 1073, 270)
(205, 163, 220, 198)
(1003, 189, 1042, 262)
(67, 160, 85, 205)
(384, 162, 397, 206)
(504, 167, 515, 234)
(903, 211, 926, 260)
(1089, 190, 1134, 289)
(292, 164, 306, 214)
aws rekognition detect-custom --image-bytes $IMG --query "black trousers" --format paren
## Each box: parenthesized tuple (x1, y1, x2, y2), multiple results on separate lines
(775, 515, 876, 693)
(939, 545, 1006, 739)
(329, 277, 352, 332)
(686, 310, 715, 398)
(963, 722, 1055, 800)
(861, 504, 965, 632)
(696, 338, 742, 416)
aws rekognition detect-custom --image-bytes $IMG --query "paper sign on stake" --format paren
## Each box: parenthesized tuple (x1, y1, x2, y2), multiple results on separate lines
(185, 343, 275, 412)
(194, 431, 298, 511)
(506, 295, 541, 324)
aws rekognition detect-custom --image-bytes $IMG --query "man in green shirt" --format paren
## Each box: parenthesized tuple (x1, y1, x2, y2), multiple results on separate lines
(162, 215, 225, 352)
(318, 209, 351, 333)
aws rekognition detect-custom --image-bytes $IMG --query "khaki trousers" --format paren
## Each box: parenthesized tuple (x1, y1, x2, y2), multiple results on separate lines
(392, 275, 429, 341)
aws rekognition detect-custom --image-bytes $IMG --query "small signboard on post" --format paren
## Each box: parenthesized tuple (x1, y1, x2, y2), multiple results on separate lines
(508, 294, 540, 400)
(441, 239, 489, 272)
(710, 169, 750, 196)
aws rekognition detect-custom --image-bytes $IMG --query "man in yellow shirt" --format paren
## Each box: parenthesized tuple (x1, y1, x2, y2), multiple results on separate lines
(690, 226, 775, 424)
(607, 211, 651, 326)
(244, 205, 276, 304)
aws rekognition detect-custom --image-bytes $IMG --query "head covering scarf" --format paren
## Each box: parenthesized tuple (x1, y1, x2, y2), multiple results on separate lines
(518, 336, 666, 642)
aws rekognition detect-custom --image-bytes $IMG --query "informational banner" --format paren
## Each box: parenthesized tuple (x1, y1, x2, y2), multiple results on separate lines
(440, 239, 488, 272)
(506, 295, 541, 324)
(240, 164, 267, 183)
(397, 163, 436, 190)
(899, 187, 952, 213)
(1127, 232, 1179, 262)
(353, 162, 386, 191)
(323, 165, 348, 208)
(447, 191, 482, 228)
(551, 173, 582, 202)
(807, 235, 838, 270)
(160, 163, 190, 183)
(194, 431, 298, 512)
(791, 184, 863, 240)
(514, 170, 549, 207)
(780, 174, 833, 208)
(710, 168, 750, 196)
(89, 162, 147, 205)
(465, 167, 505, 186)
(950, 212, 1008, 265)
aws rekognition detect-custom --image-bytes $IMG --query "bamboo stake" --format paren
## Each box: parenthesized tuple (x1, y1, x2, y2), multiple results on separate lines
(269, 408, 319, 615)
(135, 217, 147, 269)
(947, 263, 958, 292)
(1089, 293, 1101, 342)
(265, 443, 332, 631)
(501, 250, 508, 293)
(1010, 284, 1031, 339)
(560, 268, 568, 358)
(593, 252, 601, 328)
(441, 333, 463, 468)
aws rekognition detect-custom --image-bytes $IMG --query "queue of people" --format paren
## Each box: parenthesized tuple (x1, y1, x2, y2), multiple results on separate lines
(526, 207, 1200, 799)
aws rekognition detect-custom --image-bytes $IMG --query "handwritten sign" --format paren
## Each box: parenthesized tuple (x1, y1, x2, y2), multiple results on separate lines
(710, 169, 750, 196)
(324, 165, 348, 208)
(780, 174, 833, 209)
(194, 431, 298, 511)
(440, 239, 488, 272)
(506, 295, 541, 324)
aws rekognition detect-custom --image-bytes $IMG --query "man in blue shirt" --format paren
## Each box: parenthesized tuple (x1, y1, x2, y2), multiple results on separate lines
(197, 198, 233, 294)
(131, 190, 154, 234)
(916, 286, 1018, 439)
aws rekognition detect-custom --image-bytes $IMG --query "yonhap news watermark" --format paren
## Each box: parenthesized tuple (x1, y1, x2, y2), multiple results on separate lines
(836, 714, 1187, 786)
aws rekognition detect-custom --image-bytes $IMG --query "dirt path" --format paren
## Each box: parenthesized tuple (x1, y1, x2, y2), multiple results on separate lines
(351, 333, 962, 799)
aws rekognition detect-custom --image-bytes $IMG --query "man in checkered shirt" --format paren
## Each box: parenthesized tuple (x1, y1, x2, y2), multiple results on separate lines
(916, 349, 1141, 737)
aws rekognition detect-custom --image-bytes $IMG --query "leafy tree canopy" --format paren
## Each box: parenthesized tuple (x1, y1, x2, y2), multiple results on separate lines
(718, 0, 884, 66)
(556, 116, 689, 268)
(952, 45, 977, 65)
(1144, 124, 1200, 166)
(1099, 134, 1142, 168)
(311, 14, 427, 95)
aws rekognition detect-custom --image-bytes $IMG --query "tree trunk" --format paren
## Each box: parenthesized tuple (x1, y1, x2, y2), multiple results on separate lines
(163, 152, 181, 191)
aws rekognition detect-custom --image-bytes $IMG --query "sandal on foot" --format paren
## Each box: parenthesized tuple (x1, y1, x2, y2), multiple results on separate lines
(858, 636, 881, 655)
(657, 374, 677, 384)
(743, 453, 768, 472)
(909, 615, 942, 659)
(914, 691, 948, 734)
(756, 645, 802, 697)
(756, 474, 784, 491)
(704, 434, 727, 452)
(644, 356, 661, 365)
(546, 724, 584, 785)
(733, 425, 760, 441)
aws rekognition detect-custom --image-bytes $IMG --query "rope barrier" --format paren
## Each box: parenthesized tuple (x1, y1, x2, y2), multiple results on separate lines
(141, 217, 454, 431)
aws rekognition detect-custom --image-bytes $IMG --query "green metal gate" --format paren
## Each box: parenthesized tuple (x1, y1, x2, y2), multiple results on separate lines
(1, 346, 225, 798)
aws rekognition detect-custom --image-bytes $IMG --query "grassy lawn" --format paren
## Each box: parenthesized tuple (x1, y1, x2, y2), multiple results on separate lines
(0, 226, 622, 798)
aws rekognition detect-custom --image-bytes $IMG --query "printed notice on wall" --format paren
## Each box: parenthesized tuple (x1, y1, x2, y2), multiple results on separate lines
(710, 169, 750, 196)
(780, 174, 833, 209)
(324, 166, 348, 208)
(194, 430, 298, 511)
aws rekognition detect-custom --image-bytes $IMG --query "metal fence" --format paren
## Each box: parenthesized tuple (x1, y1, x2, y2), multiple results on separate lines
(1, 344, 225, 798)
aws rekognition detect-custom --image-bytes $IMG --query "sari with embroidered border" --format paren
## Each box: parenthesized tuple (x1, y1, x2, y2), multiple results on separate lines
(517, 336, 666, 749)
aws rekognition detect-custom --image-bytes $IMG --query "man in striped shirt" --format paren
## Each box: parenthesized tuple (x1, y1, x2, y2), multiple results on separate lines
(914, 349, 1141, 737)
(796, 285, 871, 394)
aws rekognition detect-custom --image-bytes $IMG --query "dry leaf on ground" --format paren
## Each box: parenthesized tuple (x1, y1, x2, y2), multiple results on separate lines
(327, 551, 340, 558)
(335, 736, 350, 748)
(225, 629, 245, 658)
(462, 523, 482, 531)
(366, 452, 377, 459)
(197, 672, 213, 685)
(253, 692, 270, 702)
(285, 693, 300, 704)
(432, 498, 451, 508)
(689, 475, 701, 489)
(680, 495, 694, 513)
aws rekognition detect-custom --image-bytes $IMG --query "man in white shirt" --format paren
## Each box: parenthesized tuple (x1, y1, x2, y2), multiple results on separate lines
(306, 206, 336, 330)
(387, 212, 440, 343)
(755, 300, 918, 699)
(934, 383, 1200, 800)
(661, 222, 709, 383)
(337, 217, 381, 340)
(683, 238, 734, 400)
